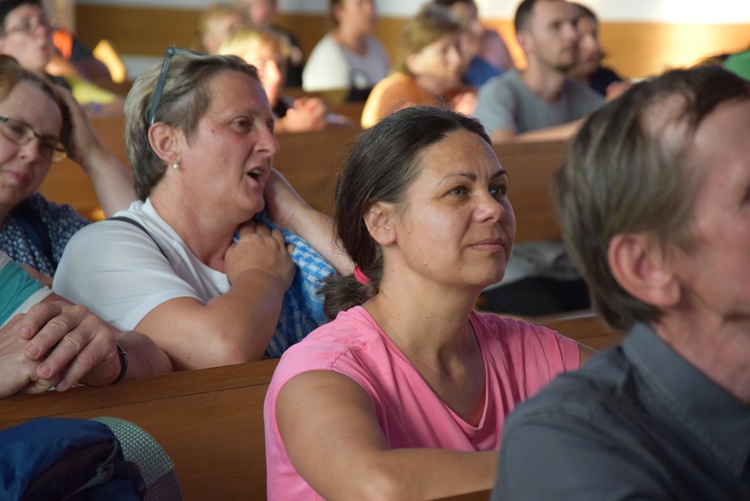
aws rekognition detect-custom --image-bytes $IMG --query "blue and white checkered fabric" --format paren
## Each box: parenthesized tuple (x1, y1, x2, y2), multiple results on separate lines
(254, 212, 335, 358)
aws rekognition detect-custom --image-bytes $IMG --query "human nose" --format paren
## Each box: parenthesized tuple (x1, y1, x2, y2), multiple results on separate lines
(564, 22, 580, 43)
(18, 135, 45, 161)
(474, 191, 504, 222)
(267, 61, 283, 86)
(256, 124, 279, 158)
(448, 45, 462, 66)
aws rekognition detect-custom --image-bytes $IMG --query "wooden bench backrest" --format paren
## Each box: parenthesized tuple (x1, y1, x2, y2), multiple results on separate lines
(493, 139, 567, 243)
(274, 125, 361, 216)
(535, 310, 625, 351)
(0, 359, 279, 500)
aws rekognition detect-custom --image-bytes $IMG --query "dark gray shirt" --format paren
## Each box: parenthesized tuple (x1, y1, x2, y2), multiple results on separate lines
(494, 322, 750, 500)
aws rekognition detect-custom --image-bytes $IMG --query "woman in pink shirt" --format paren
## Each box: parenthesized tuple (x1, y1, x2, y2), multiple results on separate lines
(264, 106, 594, 499)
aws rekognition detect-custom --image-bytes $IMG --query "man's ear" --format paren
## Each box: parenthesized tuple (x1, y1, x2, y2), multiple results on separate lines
(363, 202, 396, 247)
(608, 233, 681, 308)
(148, 122, 181, 166)
(516, 31, 531, 55)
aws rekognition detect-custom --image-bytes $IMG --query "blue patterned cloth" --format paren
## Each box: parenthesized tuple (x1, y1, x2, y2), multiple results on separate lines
(253, 212, 335, 358)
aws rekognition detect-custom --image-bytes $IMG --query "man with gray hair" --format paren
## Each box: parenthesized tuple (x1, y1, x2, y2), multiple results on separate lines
(493, 65, 750, 499)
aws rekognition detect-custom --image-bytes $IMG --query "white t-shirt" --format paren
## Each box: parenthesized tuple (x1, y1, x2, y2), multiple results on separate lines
(53, 199, 229, 330)
(302, 33, 390, 92)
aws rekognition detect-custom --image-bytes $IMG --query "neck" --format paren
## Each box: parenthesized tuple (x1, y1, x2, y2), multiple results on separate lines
(520, 61, 568, 102)
(413, 74, 454, 99)
(150, 188, 236, 271)
(656, 312, 750, 404)
(334, 27, 366, 55)
(364, 274, 480, 366)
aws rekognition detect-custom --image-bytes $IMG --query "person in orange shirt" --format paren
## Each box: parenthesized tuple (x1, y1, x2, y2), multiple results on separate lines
(361, 4, 475, 128)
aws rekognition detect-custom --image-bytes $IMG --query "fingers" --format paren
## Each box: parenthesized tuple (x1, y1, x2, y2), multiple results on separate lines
(235, 220, 287, 248)
(18, 301, 67, 343)
(36, 311, 118, 390)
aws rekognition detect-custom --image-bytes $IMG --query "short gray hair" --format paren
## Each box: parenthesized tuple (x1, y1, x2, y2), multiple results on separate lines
(124, 51, 259, 200)
(555, 65, 750, 330)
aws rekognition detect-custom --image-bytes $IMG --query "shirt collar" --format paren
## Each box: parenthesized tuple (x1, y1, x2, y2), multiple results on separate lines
(623, 322, 750, 475)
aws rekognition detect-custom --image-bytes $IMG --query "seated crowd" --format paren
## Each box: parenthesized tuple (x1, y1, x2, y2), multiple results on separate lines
(2, 0, 749, 499)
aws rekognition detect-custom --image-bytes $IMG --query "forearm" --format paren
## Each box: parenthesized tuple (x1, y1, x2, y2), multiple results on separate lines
(287, 208, 353, 274)
(204, 271, 287, 360)
(143, 271, 288, 370)
(115, 330, 172, 380)
(78, 146, 137, 216)
(323, 449, 497, 501)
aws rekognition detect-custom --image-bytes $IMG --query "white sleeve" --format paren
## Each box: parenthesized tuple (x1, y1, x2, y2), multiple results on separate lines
(53, 221, 202, 331)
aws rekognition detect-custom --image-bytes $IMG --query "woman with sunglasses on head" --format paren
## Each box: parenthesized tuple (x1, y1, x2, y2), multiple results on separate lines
(264, 106, 595, 499)
(0, 55, 135, 285)
(54, 50, 352, 371)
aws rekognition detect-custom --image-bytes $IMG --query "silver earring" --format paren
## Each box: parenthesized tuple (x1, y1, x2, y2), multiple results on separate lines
(172, 160, 179, 170)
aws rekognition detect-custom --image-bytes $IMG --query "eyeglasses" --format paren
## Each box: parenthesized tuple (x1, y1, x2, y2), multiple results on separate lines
(148, 47, 204, 126)
(2, 16, 50, 37)
(0, 116, 66, 161)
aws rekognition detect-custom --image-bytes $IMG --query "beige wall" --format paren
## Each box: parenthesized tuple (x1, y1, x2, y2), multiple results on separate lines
(76, 5, 749, 80)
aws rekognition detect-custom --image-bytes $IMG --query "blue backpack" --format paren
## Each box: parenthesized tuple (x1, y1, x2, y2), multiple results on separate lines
(0, 417, 146, 500)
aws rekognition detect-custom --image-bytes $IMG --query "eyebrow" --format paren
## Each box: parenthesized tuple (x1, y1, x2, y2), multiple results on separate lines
(437, 168, 508, 185)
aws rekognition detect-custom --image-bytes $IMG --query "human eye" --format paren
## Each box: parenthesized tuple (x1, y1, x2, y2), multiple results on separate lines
(2, 120, 25, 141)
(448, 186, 467, 197)
(39, 138, 58, 155)
(489, 183, 508, 200)
(231, 117, 252, 132)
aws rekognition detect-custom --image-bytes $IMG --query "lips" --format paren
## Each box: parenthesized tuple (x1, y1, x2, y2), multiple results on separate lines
(470, 236, 507, 250)
(245, 162, 272, 190)
(1, 169, 29, 185)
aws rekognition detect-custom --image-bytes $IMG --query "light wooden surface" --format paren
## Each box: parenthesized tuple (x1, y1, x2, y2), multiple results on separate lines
(0, 359, 279, 501)
(76, 5, 750, 81)
(494, 139, 566, 243)
(534, 310, 625, 351)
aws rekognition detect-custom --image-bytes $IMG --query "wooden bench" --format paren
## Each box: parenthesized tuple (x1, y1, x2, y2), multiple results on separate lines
(0, 359, 279, 500)
(534, 310, 625, 350)
(274, 125, 361, 216)
(494, 139, 567, 243)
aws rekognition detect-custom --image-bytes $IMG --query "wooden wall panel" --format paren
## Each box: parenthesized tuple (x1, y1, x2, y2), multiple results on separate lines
(76, 5, 749, 81)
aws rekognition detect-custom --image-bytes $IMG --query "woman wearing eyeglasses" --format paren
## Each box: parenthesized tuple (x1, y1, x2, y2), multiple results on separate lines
(0, 55, 134, 284)
(54, 50, 352, 370)
(0, 0, 124, 116)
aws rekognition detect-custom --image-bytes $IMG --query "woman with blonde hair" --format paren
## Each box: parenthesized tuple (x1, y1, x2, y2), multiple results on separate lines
(219, 26, 328, 133)
(55, 51, 351, 370)
(195, 3, 246, 55)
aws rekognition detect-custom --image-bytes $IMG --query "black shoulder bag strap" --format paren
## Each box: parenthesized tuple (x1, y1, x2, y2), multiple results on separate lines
(108, 216, 169, 262)
(11, 199, 54, 265)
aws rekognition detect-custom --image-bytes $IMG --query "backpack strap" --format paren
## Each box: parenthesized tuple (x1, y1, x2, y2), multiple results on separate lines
(11, 199, 54, 265)
(108, 216, 169, 262)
